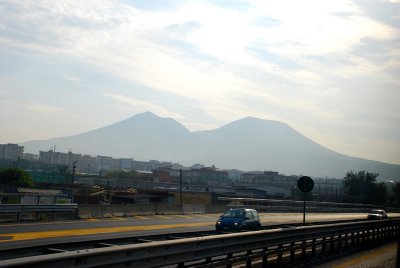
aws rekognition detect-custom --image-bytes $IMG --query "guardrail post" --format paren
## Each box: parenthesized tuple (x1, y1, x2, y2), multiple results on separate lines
(322, 237, 326, 253)
(312, 239, 316, 255)
(262, 247, 268, 268)
(386, 226, 390, 241)
(372, 228, 376, 243)
(302, 240, 306, 257)
(382, 227, 386, 241)
(290, 242, 295, 262)
(227, 253, 233, 268)
(344, 233, 348, 248)
(360, 230, 364, 244)
(377, 228, 381, 242)
(206, 257, 211, 264)
(277, 244, 282, 265)
(330, 236, 334, 251)
(337, 235, 342, 251)
(246, 250, 252, 268)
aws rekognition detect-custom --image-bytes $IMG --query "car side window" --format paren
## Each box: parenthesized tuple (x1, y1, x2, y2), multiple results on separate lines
(246, 211, 254, 219)
(251, 211, 259, 219)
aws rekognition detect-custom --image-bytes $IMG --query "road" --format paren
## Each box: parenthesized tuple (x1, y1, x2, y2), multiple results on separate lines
(0, 212, 398, 250)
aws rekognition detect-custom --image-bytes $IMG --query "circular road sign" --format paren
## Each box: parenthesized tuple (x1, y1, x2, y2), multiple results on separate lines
(297, 176, 314, 193)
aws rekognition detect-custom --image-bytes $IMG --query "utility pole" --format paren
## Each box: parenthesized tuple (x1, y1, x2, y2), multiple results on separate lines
(107, 177, 110, 203)
(303, 179, 306, 224)
(71, 161, 77, 203)
(180, 169, 183, 214)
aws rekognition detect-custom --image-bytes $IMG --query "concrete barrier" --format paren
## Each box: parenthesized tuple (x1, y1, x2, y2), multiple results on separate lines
(78, 203, 376, 219)
(77, 204, 229, 219)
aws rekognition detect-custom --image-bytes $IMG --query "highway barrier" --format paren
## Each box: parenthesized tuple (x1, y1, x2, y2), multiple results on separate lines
(1, 218, 399, 267)
(0, 204, 77, 222)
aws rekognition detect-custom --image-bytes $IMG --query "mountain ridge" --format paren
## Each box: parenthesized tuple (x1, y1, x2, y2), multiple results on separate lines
(21, 112, 400, 180)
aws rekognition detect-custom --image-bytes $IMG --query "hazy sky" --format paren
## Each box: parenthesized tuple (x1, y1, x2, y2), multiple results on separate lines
(0, 0, 399, 165)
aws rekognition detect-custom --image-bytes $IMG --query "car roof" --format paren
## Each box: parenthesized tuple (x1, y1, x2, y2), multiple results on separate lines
(369, 209, 385, 212)
(229, 208, 256, 211)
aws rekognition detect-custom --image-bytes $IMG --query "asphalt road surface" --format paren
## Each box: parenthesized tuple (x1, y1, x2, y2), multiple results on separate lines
(1, 212, 398, 250)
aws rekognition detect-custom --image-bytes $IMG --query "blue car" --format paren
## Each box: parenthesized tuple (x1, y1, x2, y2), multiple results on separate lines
(216, 208, 261, 231)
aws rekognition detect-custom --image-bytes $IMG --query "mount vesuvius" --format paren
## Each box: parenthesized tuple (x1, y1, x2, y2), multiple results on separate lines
(21, 112, 400, 180)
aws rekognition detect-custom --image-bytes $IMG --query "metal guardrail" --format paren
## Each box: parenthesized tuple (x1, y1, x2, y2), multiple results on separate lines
(0, 204, 78, 222)
(0, 204, 78, 213)
(1, 218, 399, 267)
(0, 218, 370, 260)
(219, 197, 382, 213)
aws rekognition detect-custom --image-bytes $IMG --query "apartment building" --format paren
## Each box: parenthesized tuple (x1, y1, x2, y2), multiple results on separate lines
(0, 143, 24, 160)
(38, 150, 81, 169)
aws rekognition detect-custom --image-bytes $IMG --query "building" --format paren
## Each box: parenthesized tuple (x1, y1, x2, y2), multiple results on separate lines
(240, 171, 279, 184)
(0, 143, 24, 160)
(184, 167, 229, 185)
(79, 155, 99, 174)
(22, 153, 38, 161)
(119, 158, 134, 171)
(38, 150, 81, 171)
(153, 169, 173, 183)
(0, 187, 70, 204)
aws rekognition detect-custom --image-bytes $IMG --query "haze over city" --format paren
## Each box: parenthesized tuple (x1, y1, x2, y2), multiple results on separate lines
(0, 0, 399, 165)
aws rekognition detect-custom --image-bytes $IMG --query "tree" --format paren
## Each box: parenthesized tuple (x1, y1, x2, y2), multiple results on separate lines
(390, 182, 400, 207)
(0, 167, 34, 189)
(369, 182, 387, 205)
(342, 171, 384, 204)
(57, 165, 70, 175)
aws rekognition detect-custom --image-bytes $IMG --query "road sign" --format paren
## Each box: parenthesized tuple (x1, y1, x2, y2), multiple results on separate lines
(297, 176, 314, 193)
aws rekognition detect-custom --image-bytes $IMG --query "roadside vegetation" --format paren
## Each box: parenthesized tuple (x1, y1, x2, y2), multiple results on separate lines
(0, 167, 34, 190)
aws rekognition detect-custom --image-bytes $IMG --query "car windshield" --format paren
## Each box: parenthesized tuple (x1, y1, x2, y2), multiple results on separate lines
(370, 210, 384, 214)
(223, 209, 245, 218)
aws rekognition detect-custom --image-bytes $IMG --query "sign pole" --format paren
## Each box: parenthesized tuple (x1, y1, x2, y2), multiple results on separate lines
(297, 176, 314, 225)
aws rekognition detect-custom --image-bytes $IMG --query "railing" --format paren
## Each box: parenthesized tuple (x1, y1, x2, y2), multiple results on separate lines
(1, 218, 399, 267)
(0, 204, 77, 213)
(219, 196, 382, 213)
(0, 204, 77, 222)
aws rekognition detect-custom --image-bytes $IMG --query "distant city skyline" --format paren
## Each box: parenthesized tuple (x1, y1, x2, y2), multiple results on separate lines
(0, 1, 399, 165)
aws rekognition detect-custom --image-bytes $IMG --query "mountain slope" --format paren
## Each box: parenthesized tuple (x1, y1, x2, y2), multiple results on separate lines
(21, 112, 400, 179)
(22, 112, 192, 161)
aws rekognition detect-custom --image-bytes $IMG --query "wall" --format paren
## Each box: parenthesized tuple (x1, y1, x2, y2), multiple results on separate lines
(77, 204, 227, 219)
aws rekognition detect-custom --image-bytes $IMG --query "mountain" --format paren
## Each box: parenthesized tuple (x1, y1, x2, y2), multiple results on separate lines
(21, 112, 400, 180)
